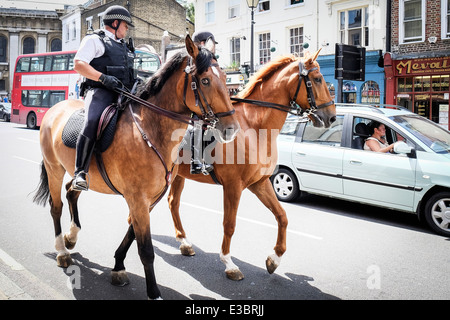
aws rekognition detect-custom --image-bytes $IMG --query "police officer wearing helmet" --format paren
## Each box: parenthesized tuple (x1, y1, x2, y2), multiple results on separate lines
(72, 5, 136, 191)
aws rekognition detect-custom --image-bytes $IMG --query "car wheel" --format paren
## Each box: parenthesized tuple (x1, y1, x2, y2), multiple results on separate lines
(271, 168, 300, 202)
(27, 113, 37, 129)
(424, 192, 450, 237)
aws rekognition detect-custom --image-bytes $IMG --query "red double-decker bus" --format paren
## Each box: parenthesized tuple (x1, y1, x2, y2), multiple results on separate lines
(11, 50, 79, 129)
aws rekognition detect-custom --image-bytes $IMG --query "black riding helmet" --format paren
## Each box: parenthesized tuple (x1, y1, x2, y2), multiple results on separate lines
(103, 5, 135, 29)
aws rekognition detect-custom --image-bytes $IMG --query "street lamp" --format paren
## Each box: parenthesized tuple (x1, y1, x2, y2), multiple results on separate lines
(246, 0, 260, 75)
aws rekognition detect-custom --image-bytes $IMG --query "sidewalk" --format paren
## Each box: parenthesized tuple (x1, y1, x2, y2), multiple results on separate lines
(0, 248, 66, 300)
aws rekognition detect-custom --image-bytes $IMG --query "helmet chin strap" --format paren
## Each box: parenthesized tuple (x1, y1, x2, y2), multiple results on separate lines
(111, 20, 121, 40)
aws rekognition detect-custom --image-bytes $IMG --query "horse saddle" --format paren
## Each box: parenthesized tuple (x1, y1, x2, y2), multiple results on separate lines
(62, 105, 120, 153)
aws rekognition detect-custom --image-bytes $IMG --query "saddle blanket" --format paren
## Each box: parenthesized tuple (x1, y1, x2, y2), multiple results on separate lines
(61, 108, 119, 153)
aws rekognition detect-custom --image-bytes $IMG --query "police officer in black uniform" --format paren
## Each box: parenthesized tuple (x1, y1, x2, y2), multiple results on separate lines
(72, 5, 135, 191)
(190, 31, 218, 174)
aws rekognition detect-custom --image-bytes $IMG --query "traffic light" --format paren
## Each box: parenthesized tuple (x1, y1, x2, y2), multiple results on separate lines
(335, 43, 366, 81)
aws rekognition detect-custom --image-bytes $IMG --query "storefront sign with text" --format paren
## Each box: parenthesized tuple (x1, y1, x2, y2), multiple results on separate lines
(395, 57, 450, 75)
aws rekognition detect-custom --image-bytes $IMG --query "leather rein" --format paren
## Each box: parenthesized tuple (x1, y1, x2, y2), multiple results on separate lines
(230, 61, 334, 120)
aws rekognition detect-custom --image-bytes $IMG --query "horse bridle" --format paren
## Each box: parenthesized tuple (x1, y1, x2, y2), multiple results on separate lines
(230, 60, 334, 119)
(183, 57, 235, 128)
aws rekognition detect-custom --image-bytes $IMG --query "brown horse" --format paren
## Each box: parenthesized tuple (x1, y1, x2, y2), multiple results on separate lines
(167, 50, 336, 280)
(32, 36, 240, 299)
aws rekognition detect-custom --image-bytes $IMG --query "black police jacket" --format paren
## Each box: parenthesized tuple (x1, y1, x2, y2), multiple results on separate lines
(83, 30, 135, 90)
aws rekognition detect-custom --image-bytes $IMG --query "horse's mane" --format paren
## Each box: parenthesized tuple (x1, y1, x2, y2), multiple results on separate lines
(138, 47, 214, 100)
(236, 55, 297, 99)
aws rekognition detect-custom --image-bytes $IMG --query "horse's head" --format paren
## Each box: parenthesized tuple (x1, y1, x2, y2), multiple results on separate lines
(183, 35, 240, 143)
(289, 50, 336, 128)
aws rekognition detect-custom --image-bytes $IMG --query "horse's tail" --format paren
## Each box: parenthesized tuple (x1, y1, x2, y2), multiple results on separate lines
(32, 161, 50, 207)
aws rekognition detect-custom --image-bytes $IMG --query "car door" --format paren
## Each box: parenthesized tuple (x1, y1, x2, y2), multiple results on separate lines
(342, 116, 417, 211)
(292, 115, 345, 195)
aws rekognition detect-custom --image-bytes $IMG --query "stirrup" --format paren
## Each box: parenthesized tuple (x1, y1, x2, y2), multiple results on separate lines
(72, 172, 89, 191)
(201, 163, 214, 175)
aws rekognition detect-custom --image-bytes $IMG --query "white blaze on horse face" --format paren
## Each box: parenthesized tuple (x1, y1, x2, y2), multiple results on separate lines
(211, 65, 220, 78)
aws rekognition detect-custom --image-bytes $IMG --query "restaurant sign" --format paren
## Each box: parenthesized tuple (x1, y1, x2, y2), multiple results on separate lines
(395, 57, 450, 76)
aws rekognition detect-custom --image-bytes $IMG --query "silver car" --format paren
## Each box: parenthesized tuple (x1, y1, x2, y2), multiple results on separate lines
(272, 104, 450, 237)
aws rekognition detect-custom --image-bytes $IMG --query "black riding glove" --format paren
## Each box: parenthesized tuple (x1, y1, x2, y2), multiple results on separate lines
(99, 74, 122, 91)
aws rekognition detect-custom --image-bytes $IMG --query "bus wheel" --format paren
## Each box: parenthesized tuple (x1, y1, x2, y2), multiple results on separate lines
(27, 112, 37, 129)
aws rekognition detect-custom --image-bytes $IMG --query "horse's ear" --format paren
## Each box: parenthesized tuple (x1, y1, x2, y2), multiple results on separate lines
(311, 48, 322, 61)
(185, 34, 199, 59)
(305, 48, 322, 65)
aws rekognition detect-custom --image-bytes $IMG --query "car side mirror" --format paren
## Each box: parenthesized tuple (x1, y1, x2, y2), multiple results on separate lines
(394, 141, 416, 158)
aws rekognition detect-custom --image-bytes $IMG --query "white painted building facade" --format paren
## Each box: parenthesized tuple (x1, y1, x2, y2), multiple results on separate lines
(194, 0, 387, 71)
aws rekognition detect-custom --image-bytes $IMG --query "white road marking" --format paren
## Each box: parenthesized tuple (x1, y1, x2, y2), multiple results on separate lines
(13, 156, 40, 165)
(181, 201, 323, 240)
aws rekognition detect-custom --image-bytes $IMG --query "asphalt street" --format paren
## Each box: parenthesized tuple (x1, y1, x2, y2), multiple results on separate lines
(0, 120, 449, 301)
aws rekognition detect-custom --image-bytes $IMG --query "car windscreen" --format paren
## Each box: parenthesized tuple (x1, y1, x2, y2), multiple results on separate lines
(391, 115, 450, 154)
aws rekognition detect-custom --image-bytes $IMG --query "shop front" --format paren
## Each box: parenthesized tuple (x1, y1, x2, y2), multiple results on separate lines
(317, 50, 385, 104)
(384, 53, 450, 130)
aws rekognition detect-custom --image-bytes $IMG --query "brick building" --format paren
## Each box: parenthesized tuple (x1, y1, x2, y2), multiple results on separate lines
(384, 0, 450, 129)
(80, 0, 191, 52)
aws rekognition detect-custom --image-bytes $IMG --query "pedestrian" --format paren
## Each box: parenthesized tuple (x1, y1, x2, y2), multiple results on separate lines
(72, 5, 136, 191)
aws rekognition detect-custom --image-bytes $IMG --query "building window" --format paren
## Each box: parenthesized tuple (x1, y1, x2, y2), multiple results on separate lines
(228, 0, 240, 19)
(339, 7, 369, 46)
(98, 13, 105, 29)
(230, 38, 240, 67)
(206, 1, 215, 24)
(442, 0, 450, 39)
(23, 37, 35, 54)
(290, 0, 304, 5)
(51, 39, 62, 52)
(86, 17, 93, 33)
(0, 36, 7, 62)
(289, 27, 303, 56)
(72, 21, 77, 40)
(361, 81, 380, 103)
(257, 0, 270, 12)
(400, 0, 425, 43)
(258, 32, 271, 66)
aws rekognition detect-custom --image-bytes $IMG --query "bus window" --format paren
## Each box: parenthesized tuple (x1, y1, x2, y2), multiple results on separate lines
(68, 54, 75, 70)
(134, 51, 161, 79)
(44, 56, 53, 71)
(52, 54, 68, 71)
(30, 56, 45, 72)
(49, 91, 65, 106)
(16, 57, 30, 72)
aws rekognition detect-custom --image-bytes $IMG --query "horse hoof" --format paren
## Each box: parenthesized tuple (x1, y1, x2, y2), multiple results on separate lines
(64, 234, 76, 250)
(56, 253, 72, 268)
(225, 269, 244, 281)
(179, 244, 195, 256)
(111, 270, 130, 287)
(265, 256, 279, 274)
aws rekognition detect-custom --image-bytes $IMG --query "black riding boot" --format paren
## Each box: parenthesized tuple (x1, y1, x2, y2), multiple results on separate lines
(190, 125, 213, 175)
(72, 134, 96, 191)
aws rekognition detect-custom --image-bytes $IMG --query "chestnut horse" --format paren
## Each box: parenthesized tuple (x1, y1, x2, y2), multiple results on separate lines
(168, 50, 336, 280)
(32, 36, 240, 299)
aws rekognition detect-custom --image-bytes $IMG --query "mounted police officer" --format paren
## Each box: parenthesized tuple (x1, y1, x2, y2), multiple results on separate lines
(72, 5, 136, 191)
(190, 30, 217, 174)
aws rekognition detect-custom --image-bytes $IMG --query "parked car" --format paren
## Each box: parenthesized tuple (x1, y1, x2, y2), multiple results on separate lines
(272, 104, 450, 236)
(0, 103, 11, 122)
